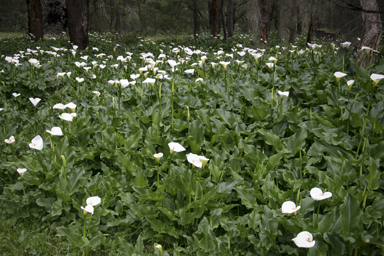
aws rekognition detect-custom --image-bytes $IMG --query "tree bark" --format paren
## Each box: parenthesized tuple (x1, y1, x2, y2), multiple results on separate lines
(227, 0, 234, 37)
(296, 0, 302, 34)
(276, 0, 283, 41)
(306, 13, 314, 44)
(221, 0, 227, 41)
(260, 0, 272, 45)
(210, 0, 221, 37)
(66, 0, 89, 50)
(116, 9, 121, 33)
(193, 0, 199, 38)
(27, 0, 44, 41)
(357, 0, 382, 68)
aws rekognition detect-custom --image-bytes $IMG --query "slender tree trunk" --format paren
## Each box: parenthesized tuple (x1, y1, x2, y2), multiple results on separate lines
(276, 0, 282, 41)
(210, 0, 221, 37)
(193, 0, 199, 38)
(306, 13, 314, 44)
(260, 0, 272, 45)
(289, 0, 297, 44)
(227, 0, 234, 37)
(27, 0, 44, 41)
(357, 0, 382, 68)
(296, 0, 302, 34)
(221, 0, 227, 41)
(116, 9, 121, 33)
(66, 0, 89, 50)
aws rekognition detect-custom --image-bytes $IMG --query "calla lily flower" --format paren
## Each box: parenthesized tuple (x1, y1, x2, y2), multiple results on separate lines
(168, 142, 186, 154)
(334, 72, 347, 79)
(198, 156, 209, 168)
(370, 73, 384, 86)
(143, 78, 156, 86)
(219, 61, 231, 69)
(66, 102, 76, 110)
(17, 168, 27, 178)
(277, 91, 289, 97)
(130, 74, 140, 80)
(154, 153, 163, 158)
(340, 41, 351, 48)
(155, 244, 163, 256)
(184, 69, 195, 75)
(4, 136, 16, 145)
(310, 187, 332, 200)
(282, 201, 301, 214)
(347, 80, 355, 90)
(292, 231, 315, 248)
(266, 62, 274, 68)
(154, 153, 163, 163)
(59, 113, 74, 122)
(29, 97, 41, 106)
(76, 77, 84, 83)
(120, 79, 129, 88)
(29, 135, 43, 150)
(53, 103, 67, 110)
(186, 153, 203, 168)
(12, 93, 20, 97)
(5, 136, 15, 144)
(86, 196, 101, 206)
(46, 127, 63, 136)
(92, 91, 100, 97)
(81, 205, 94, 215)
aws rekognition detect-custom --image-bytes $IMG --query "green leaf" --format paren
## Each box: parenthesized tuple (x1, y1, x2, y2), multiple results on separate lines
(36, 197, 56, 208)
(365, 158, 380, 190)
(284, 125, 307, 155)
(340, 195, 363, 239)
(248, 210, 261, 230)
(56, 227, 83, 247)
(323, 233, 346, 255)
(234, 187, 257, 209)
(258, 129, 284, 152)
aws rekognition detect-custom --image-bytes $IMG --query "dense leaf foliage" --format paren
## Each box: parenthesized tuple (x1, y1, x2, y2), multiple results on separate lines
(1, 33, 384, 255)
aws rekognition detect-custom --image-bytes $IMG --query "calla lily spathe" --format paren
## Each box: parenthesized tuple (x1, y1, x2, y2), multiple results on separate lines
(186, 153, 203, 168)
(310, 187, 332, 201)
(86, 196, 101, 206)
(29, 98, 41, 106)
(29, 135, 43, 150)
(81, 205, 94, 215)
(168, 142, 186, 154)
(5, 136, 15, 144)
(370, 73, 384, 86)
(46, 127, 63, 136)
(292, 231, 315, 248)
(281, 201, 301, 214)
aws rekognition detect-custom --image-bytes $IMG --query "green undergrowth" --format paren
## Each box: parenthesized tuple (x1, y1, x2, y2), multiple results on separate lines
(1, 32, 384, 256)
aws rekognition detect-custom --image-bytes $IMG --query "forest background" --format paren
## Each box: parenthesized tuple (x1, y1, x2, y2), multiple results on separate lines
(0, 0, 383, 48)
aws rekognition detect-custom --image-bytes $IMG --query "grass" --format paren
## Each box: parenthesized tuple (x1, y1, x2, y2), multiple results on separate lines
(0, 32, 25, 40)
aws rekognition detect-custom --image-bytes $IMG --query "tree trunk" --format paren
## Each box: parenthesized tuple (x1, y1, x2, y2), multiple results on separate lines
(193, 0, 199, 38)
(260, 0, 272, 45)
(116, 9, 121, 33)
(66, 0, 89, 50)
(357, 0, 382, 68)
(306, 13, 314, 44)
(221, 0, 227, 41)
(289, 24, 296, 44)
(288, 0, 297, 44)
(210, 0, 221, 37)
(227, 0, 234, 37)
(27, 0, 44, 41)
(276, 0, 282, 41)
(296, 0, 302, 34)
